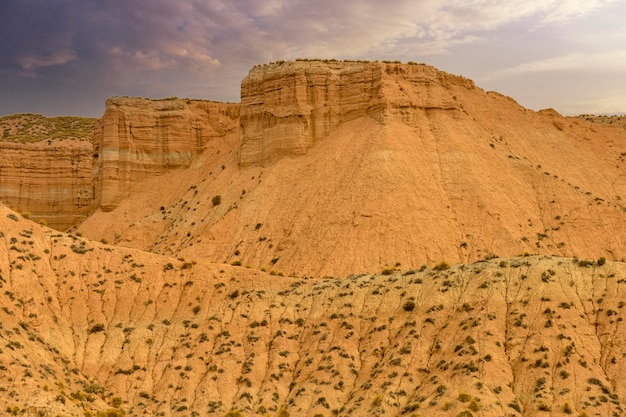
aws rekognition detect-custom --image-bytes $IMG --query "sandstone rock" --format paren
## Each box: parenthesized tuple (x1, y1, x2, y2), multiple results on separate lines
(81, 61, 626, 277)
(239, 60, 473, 165)
(93, 97, 239, 211)
(0, 139, 94, 230)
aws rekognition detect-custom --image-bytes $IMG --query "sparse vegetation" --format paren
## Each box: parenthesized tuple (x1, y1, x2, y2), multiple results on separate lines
(433, 261, 450, 271)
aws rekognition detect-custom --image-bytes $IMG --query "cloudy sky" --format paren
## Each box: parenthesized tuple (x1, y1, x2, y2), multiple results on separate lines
(1, 0, 624, 117)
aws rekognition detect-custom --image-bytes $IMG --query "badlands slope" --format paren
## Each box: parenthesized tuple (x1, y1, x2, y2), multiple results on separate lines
(2, 205, 626, 417)
(76, 61, 626, 278)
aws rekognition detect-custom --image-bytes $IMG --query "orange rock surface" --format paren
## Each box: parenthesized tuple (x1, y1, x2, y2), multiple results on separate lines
(0, 139, 94, 230)
(93, 97, 239, 211)
(1, 60, 626, 417)
(79, 61, 626, 277)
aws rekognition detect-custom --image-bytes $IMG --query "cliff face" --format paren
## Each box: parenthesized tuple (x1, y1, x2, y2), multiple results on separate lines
(93, 97, 239, 211)
(0, 100, 239, 228)
(77, 61, 626, 276)
(239, 61, 474, 165)
(0, 139, 94, 230)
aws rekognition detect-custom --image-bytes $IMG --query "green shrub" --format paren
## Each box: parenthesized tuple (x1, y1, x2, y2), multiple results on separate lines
(433, 261, 450, 271)
(212, 195, 222, 206)
(458, 393, 472, 403)
(89, 323, 105, 334)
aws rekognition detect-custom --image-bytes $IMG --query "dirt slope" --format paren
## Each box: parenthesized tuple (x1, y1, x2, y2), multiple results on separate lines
(3, 204, 626, 416)
(77, 61, 626, 278)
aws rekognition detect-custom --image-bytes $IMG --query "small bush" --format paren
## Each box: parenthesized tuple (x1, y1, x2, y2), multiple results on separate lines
(458, 393, 472, 403)
(403, 301, 416, 312)
(89, 324, 105, 334)
(433, 261, 451, 271)
(508, 402, 521, 412)
(212, 195, 222, 206)
(564, 402, 573, 414)
(597, 257, 606, 266)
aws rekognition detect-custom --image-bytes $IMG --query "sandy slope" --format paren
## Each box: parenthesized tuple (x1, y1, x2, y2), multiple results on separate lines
(3, 205, 626, 416)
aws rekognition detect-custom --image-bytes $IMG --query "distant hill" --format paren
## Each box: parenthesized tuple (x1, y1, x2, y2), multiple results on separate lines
(577, 114, 626, 129)
(0, 113, 95, 142)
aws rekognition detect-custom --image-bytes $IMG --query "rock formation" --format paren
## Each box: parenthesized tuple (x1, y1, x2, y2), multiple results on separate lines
(0, 114, 96, 230)
(0, 139, 94, 230)
(93, 97, 239, 211)
(239, 60, 472, 165)
(2, 60, 626, 417)
(76, 61, 626, 277)
(0, 99, 240, 229)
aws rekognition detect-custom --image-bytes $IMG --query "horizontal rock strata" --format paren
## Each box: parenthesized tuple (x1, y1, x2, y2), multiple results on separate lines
(0, 139, 94, 230)
(94, 97, 239, 211)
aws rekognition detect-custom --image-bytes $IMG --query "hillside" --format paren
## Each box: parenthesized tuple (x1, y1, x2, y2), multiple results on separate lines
(577, 114, 626, 129)
(2, 204, 626, 417)
(75, 61, 626, 277)
(0, 113, 95, 143)
(1, 60, 626, 417)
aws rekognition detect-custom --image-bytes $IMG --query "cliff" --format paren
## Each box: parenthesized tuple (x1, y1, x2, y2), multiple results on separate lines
(239, 60, 473, 165)
(0, 99, 240, 227)
(0, 114, 95, 229)
(78, 60, 626, 277)
(93, 97, 239, 211)
(0, 139, 94, 230)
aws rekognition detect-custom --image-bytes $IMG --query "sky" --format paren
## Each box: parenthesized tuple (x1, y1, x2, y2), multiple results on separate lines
(1, 0, 625, 117)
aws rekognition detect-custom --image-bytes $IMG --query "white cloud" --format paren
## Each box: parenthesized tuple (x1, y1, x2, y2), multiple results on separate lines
(485, 50, 626, 79)
(1, 0, 624, 115)
(17, 49, 77, 77)
(539, 0, 620, 23)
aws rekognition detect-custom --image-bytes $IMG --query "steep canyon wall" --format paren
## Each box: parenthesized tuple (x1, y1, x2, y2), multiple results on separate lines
(94, 97, 239, 211)
(238, 60, 475, 165)
(0, 139, 94, 230)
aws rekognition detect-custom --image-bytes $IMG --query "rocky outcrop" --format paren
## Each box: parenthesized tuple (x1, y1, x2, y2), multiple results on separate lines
(79, 60, 626, 276)
(0, 139, 94, 230)
(239, 60, 474, 165)
(93, 97, 239, 211)
(0, 99, 240, 228)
